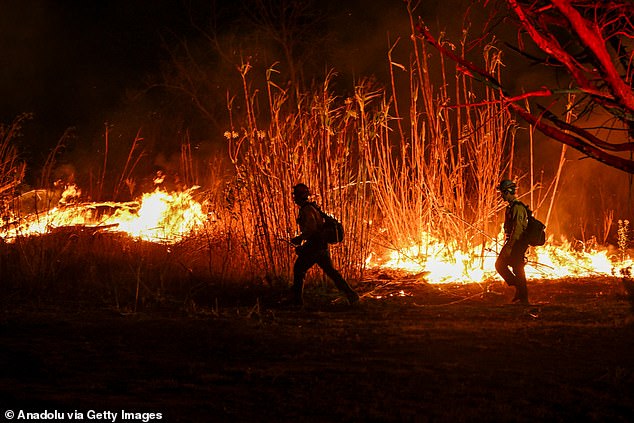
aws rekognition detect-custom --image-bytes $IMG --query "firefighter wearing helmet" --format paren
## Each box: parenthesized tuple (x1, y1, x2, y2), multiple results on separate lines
(495, 179, 530, 304)
(287, 183, 359, 306)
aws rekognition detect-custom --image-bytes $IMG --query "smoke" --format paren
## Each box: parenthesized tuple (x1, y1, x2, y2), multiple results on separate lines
(325, 0, 477, 85)
(326, 0, 410, 83)
(546, 134, 634, 245)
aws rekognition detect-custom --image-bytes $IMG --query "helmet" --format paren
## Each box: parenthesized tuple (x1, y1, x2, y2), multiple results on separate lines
(292, 183, 310, 200)
(497, 179, 516, 194)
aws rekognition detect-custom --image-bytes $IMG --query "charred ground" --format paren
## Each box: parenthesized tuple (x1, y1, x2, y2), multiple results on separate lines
(1, 276, 633, 422)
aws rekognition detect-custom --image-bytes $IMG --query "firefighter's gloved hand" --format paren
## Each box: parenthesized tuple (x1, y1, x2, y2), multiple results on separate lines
(290, 235, 303, 246)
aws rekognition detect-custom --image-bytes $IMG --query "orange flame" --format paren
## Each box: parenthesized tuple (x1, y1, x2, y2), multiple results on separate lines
(368, 230, 632, 283)
(1, 186, 206, 244)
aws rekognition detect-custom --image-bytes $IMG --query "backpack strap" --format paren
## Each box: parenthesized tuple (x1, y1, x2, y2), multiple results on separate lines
(305, 201, 328, 219)
(514, 200, 533, 217)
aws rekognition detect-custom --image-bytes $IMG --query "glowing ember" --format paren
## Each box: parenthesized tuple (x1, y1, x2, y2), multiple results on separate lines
(0, 186, 206, 244)
(370, 231, 633, 284)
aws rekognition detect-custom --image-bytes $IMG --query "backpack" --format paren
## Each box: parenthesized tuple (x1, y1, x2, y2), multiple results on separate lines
(519, 202, 546, 246)
(310, 202, 344, 244)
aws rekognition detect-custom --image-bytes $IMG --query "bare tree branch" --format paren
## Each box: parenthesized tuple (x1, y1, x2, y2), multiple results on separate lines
(509, 101, 634, 172)
(416, 0, 634, 173)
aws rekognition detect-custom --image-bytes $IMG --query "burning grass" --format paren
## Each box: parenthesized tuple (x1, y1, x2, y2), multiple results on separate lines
(1, 8, 633, 419)
(0, 185, 274, 310)
(1, 186, 206, 244)
(368, 232, 633, 284)
(1, 17, 632, 311)
(0, 184, 631, 313)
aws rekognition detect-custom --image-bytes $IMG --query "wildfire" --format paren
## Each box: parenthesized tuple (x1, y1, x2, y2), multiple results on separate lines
(369, 231, 633, 284)
(2, 185, 631, 284)
(0, 186, 206, 244)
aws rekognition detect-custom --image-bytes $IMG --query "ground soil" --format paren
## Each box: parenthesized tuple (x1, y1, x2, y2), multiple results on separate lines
(1, 276, 633, 422)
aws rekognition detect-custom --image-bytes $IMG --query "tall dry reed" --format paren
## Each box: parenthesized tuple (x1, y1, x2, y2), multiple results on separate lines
(0, 114, 28, 200)
(221, 16, 519, 284)
(224, 64, 377, 285)
(365, 8, 517, 268)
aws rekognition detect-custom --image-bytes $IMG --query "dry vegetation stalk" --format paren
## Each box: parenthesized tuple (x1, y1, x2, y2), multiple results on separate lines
(366, 10, 516, 268)
(221, 15, 519, 283)
(39, 129, 72, 188)
(180, 131, 197, 187)
(0, 15, 530, 299)
(0, 114, 28, 199)
(226, 65, 375, 284)
(114, 129, 145, 200)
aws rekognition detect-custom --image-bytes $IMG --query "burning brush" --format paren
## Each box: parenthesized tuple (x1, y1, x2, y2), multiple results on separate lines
(0, 185, 207, 244)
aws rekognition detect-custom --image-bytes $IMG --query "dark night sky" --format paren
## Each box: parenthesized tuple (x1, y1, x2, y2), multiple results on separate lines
(1, 1, 467, 144)
(1, 1, 200, 144)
